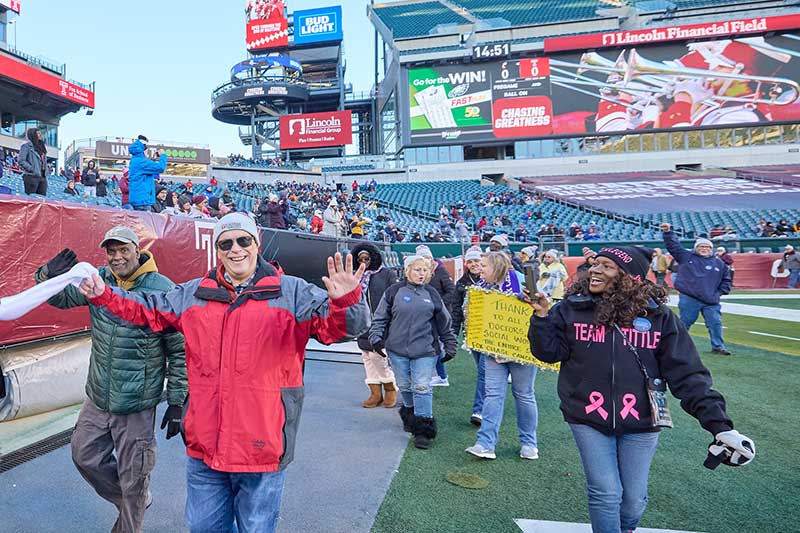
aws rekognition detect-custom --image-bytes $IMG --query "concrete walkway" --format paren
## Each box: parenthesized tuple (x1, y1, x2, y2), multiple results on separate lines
(0, 354, 409, 533)
(668, 295, 800, 322)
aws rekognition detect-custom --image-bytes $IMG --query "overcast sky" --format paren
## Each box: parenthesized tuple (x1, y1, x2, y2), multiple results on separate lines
(10, 0, 378, 158)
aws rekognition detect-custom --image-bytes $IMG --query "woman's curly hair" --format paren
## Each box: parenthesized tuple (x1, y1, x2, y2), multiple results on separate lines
(566, 271, 668, 327)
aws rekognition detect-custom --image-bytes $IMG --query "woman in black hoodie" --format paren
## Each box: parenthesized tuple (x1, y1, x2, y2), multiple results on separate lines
(527, 246, 755, 533)
(352, 242, 398, 409)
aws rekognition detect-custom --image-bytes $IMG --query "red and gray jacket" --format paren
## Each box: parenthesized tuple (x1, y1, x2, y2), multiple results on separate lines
(89, 260, 369, 473)
(529, 293, 733, 437)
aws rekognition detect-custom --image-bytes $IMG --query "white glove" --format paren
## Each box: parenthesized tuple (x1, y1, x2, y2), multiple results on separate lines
(706, 429, 755, 469)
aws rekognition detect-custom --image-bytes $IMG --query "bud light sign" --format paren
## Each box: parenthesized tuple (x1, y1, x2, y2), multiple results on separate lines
(294, 6, 343, 45)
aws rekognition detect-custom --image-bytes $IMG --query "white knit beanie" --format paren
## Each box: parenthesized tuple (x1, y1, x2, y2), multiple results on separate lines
(694, 237, 713, 251)
(464, 247, 483, 262)
(404, 254, 426, 269)
(415, 245, 433, 258)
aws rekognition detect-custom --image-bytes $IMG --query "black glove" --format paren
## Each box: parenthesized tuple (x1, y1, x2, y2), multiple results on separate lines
(441, 351, 456, 363)
(371, 340, 386, 358)
(160, 405, 183, 440)
(44, 248, 78, 278)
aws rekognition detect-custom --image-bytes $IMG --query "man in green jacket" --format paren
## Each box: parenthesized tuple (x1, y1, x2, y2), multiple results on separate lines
(36, 226, 187, 533)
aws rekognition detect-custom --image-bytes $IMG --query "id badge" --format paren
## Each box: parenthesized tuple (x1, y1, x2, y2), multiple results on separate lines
(647, 378, 673, 428)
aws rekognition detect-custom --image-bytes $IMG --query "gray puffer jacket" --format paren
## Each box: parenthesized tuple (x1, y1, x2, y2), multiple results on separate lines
(369, 281, 457, 359)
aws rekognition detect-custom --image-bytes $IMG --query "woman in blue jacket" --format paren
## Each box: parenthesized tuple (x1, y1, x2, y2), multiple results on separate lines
(527, 245, 754, 533)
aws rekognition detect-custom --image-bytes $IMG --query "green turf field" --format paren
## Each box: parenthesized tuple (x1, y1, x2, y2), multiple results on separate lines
(680, 309, 800, 355)
(724, 298, 800, 310)
(372, 333, 798, 533)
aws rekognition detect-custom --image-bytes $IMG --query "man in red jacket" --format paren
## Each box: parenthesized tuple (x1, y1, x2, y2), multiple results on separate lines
(78, 212, 369, 532)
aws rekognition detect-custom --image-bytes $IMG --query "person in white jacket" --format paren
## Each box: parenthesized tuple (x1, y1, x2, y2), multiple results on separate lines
(323, 199, 343, 237)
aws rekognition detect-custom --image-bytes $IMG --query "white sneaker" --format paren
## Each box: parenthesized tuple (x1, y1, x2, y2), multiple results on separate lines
(465, 443, 496, 459)
(520, 445, 539, 460)
(430, 376, 449, 387)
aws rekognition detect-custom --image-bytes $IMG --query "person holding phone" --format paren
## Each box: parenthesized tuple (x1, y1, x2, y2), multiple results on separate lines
(525, 245, 754, 533)
(465, 252, 540, 460)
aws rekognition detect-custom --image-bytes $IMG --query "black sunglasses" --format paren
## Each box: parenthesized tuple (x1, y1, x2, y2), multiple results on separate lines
(217, 236, 254, 251)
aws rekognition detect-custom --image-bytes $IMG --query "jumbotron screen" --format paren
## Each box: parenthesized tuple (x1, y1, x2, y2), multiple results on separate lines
(405, 30, 800, 146)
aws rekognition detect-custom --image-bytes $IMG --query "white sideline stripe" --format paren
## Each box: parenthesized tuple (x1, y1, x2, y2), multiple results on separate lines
(514, 519, 705, 533)
(668, 295, 800, 322)
(723, 294, 800, 300)
(746, 331, 800, 342)
(695, 322, 799, 342)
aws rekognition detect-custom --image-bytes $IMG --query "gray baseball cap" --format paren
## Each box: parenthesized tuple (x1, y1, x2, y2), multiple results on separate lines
(100, 226, 140, 248)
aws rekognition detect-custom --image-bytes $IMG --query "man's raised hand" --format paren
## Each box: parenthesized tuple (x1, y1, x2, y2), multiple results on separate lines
(322, 252, 366, 300)
(78, 273, 106, 299)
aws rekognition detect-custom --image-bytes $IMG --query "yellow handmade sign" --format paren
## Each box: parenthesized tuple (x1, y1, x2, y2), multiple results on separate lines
(465, 286, 559, 371)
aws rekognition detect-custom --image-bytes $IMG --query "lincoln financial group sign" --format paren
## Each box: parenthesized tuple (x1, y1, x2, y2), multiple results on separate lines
(94, 141, 211, 165)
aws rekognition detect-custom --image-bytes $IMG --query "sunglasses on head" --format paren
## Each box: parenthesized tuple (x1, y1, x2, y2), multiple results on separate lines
(217, 236, 254, 251)
(357, 255, 371, 263)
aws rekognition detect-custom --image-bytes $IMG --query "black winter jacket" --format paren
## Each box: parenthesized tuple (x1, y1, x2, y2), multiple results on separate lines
(451, 271, 481, 336)
(351, 242, 397, 351)
(428, 260, 456, 312)
(529, 293, 732, 436)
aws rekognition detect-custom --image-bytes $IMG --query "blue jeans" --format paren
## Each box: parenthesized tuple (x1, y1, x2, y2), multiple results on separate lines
(678, 293, 725, 350)
(132, 204, 152, 212)
(476, 356, 538, 450)
(569, 424, 660, 533)
(185, 456, 286, 533)
(435, 352, 448, 379)
(471, 351, 485, 415)
(788, 269, 800, 288)
(388, 352, 437, 418)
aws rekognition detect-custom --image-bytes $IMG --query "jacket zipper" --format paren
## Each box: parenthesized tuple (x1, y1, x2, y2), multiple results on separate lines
(214, 303, 232, 468)
(611, 328, 617, 432)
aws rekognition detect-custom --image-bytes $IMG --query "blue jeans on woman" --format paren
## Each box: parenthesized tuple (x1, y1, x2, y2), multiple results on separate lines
(388, 352, 437, 418)
(185, 456, 287, 532)
(435, 351, 448, 380)
(569, 424, 660, 533)
(678, 293, 725, 350)
(476, 356, 539, 450)
(471, 351, 485, 415)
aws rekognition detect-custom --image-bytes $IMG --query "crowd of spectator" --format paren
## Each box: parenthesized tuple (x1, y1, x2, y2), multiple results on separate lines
(752, 218, 800, 238)
(226, 153, 301, 170)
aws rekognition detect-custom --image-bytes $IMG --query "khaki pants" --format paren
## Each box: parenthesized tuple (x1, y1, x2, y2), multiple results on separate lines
(71, 400, 157, 533)
(361, 350, 396, 385)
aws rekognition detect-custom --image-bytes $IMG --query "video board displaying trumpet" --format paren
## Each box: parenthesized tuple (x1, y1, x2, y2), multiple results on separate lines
(404, 33, 800, 146)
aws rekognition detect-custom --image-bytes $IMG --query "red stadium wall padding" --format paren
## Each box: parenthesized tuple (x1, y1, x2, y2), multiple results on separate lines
(0, 199, 214, 346)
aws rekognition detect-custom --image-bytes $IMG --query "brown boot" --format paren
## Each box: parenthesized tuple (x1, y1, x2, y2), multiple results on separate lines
(362, 383, 383, 408)
(383, 382, 397, 408)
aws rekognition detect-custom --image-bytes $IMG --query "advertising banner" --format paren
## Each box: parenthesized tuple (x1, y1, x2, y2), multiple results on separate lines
(95, 141, 211, 165)
(0, 54, 94, 108)
(246, 0, 288, 52)
(408, 58, 552, 144)
(405, 32, 800, 145)
(545, 14, 800, 53)
(0, 0, 21, 14)
(464, 287, 559, 371)
(280, 110, 352, 149)
(294, 5, 343, 45)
